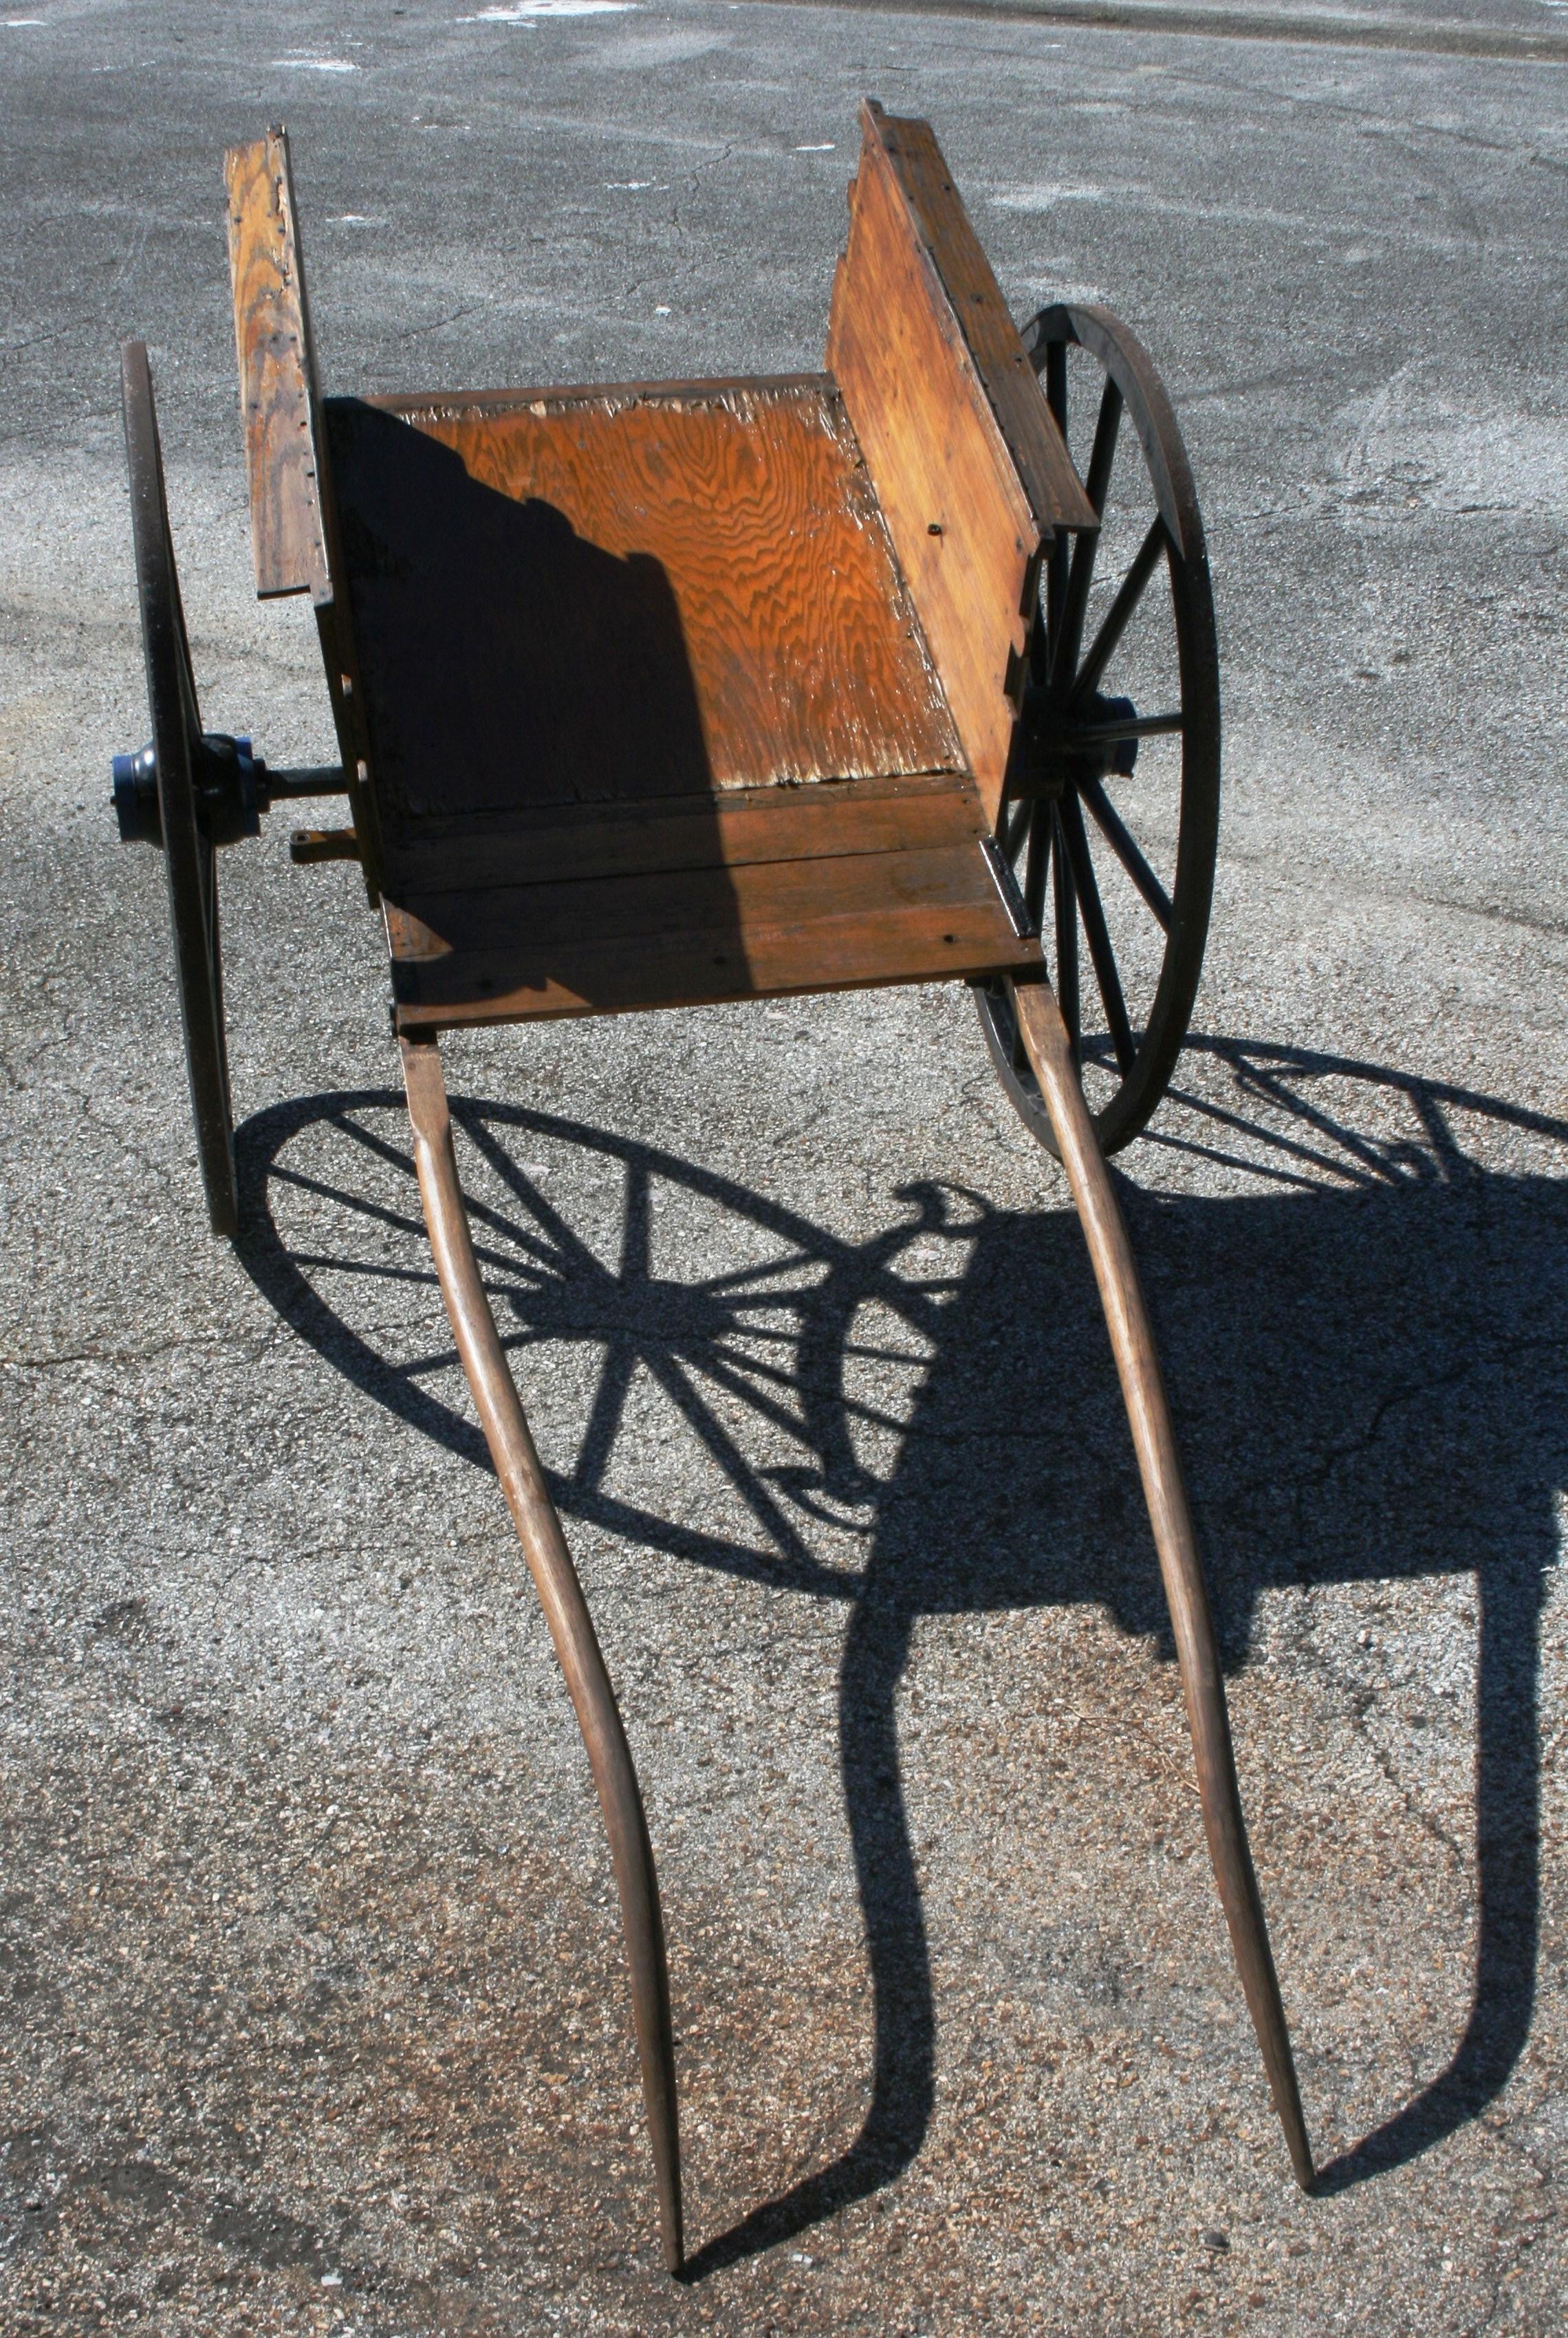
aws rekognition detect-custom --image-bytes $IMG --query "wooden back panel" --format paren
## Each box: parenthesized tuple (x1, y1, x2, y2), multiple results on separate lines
(827, 101, 1097, 820)
(329, 378, 962, 839)
(225, 127, 334, 603)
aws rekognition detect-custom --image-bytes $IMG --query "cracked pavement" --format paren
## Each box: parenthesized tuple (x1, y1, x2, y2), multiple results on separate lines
(1, 1, 1566, 2332)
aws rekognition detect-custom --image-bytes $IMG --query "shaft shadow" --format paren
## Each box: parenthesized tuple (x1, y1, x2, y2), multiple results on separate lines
(232, 1037, 1568, 2263)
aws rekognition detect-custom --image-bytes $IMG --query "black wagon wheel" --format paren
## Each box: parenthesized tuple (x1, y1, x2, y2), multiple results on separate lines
(974, 303, 1221, 1158)
(118, 340, 239, 1237)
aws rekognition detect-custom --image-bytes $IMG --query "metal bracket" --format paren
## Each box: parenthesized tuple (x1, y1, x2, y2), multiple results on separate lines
(979, 833, 1038, 940)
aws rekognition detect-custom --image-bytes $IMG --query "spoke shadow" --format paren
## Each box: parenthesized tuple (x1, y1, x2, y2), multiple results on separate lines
(232, 1037, 1568, 2264)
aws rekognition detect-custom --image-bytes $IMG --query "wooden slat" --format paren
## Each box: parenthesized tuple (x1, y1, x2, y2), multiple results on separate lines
(380, 770, 986, 894)
(393, 834, 999, 957)
(384, 800, 1041, 1026)
(328, 379, 961, 827)
(225, 126, 332, 603)
(390, 891, 1041, 1030)
(826, 102, 1095, 823)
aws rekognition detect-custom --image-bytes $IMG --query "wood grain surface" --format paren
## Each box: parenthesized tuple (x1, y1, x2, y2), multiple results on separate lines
(398, 836, 1003, 956)
(389, 891, 1040, 1028)
(1011, 976, 1317, 2192)
(400, 1035, 685, 2273)
(225, 128, 332, 604)
(329, 378, 960, 827)
(384, 766, 1040, 1026)
(878, 110, 1096, 540)
(380, 770, 986, 893)
(826, 102, 1093, 821)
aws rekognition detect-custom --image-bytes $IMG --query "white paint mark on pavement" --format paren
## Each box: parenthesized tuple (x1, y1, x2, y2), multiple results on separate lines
(470, 1, 638, 19)
(991, 183, 1111, 211)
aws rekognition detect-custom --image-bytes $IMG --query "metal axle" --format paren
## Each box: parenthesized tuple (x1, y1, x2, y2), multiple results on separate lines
(111, 733, 345, 849)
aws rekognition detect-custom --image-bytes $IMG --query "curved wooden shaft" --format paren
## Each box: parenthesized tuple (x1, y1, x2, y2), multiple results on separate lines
(400, 1033, 684, 2272)
(1012, 979, 1315, 2192)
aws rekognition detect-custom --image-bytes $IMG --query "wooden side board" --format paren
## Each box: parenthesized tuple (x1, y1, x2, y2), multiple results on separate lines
(225, 127, 333, 603)
(880, 112, 1093, 534)
(225, 127, 391, 892)
(827, 101, 1097, 823)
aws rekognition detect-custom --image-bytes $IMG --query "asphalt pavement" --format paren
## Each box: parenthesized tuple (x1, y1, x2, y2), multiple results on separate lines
(1, 1, 1566, 2332)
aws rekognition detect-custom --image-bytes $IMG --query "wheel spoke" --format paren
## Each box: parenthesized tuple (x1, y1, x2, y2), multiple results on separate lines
(1049, 380, 1121, 694)
(1070, 518, 1166, 706)
(1078, 774, 1173, 932)
(1082, 376, 1123, 519)
(1049, 534, 1096, 695)
(1044, 341, 1069, 671)
(1051, 804, 1080, 1065)
(1060, 793, 1135, 1074)
(1045, 338, 1067, 437)
(1023, 801, 1051, 931)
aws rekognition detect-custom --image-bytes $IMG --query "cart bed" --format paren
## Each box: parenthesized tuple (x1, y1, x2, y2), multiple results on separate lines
(328, 375, 1042, 1026)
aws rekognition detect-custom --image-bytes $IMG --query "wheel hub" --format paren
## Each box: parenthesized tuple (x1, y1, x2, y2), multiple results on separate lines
(111, 735, 347, 849)
(112, 732, 264, 849)
(1010, 687, 1140, 801)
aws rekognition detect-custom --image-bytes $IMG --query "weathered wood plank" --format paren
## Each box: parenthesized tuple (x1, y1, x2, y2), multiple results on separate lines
(826, 101, 1095, 823)
(367, 371, 836, 419)
(389, 884, 1041, 1028)
(379, 770, 988, 894)
(225, 127, 332, 603)
(391, 832, 1000, 957)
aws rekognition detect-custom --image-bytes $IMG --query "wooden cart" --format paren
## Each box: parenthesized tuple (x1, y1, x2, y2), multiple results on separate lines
(112, 105, 1312, 2271)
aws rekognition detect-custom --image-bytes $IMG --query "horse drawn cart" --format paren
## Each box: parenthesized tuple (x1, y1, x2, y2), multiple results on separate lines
(111, 105, 1314, 2271)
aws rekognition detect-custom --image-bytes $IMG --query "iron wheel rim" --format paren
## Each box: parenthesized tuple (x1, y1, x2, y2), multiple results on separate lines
(122, 340, 239, 1236)
(974, 303, 1221, 1160)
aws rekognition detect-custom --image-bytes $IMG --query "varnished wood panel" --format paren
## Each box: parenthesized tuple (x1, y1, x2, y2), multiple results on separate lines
(877, 111, 1096, 539)
(329, 380, 961, 827)
(826, 102, 1093, 822)
(225, 128, 332, 603)
(381, 770, 986, 894)
(369, 371, 831, 420)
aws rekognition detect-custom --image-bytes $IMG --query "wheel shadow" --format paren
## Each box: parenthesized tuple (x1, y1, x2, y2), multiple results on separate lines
(232, 1037, 1568, 2264)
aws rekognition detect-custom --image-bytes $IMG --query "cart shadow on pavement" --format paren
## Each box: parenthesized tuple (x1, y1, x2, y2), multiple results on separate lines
(232, 1037, 1568, 2269)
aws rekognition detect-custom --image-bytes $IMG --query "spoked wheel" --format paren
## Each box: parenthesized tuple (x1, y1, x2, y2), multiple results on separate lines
(117, 341, 239, 1237)
(974, 304, 1221, 1158)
